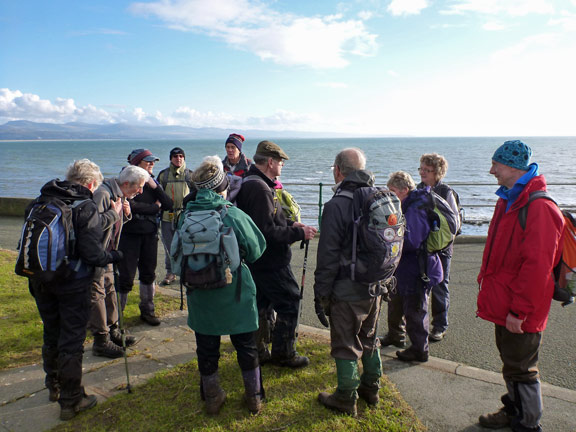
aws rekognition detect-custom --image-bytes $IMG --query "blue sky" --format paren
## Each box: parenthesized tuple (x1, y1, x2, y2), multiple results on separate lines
(1, 0, 575, 136)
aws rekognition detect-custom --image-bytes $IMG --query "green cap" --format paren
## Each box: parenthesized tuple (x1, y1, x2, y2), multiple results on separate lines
(255, 140, 289, 160)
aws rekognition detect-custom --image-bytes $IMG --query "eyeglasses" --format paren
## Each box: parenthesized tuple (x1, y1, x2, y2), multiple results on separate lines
(275, 159, 285, 166)
(418, 167, 434, 174)
(172, 154, 184, 158)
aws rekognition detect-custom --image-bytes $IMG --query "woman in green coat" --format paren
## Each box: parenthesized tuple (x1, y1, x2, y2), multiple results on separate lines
(181, 156, 266, 416)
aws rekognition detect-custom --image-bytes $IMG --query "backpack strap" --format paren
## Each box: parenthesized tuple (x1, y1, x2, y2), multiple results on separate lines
(216, 205, 243, 302)
(518, 191, 557, 230)
(157, 168, 168, 189)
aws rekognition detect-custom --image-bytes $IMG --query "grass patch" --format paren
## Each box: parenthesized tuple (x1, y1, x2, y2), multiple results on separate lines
(0, 249, 181, 371)
(53, 336, 424, 432)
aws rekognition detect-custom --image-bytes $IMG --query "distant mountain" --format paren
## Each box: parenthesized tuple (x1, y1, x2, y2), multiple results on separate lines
(0, 120, 363, 140)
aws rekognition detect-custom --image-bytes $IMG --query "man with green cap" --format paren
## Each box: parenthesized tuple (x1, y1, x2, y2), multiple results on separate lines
(477, 140, 564, 432)
(237, 140, 317, 368)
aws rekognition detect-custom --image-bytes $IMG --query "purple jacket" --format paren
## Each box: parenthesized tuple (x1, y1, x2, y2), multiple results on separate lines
(395, 188, 443, 295)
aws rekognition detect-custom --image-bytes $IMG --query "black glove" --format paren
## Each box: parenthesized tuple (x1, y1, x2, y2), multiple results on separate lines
(314, 297, 330, 328)
(109, 250, 124, 264)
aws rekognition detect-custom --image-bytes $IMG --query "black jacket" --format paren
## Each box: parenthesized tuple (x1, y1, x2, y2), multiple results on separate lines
(122, 176, 173, 235)
(314, 170, 375, 301)
(236, 165, 304, 270)
(28, 179, 116, 292)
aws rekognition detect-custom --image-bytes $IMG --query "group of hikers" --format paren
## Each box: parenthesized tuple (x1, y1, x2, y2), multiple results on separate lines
(17, 136, 564, 432)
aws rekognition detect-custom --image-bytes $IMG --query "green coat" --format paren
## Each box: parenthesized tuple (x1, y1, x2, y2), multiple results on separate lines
(184, 189, 266, 335)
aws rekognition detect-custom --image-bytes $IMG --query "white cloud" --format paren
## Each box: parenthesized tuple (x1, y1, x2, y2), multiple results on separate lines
(442, 0, 556, 16)
(387, 0, 429, 16)
(358, 10, 373, 20)
(130, 0, 377, 69)
(0, 89, 114, 124)
(0, 88, 326, 132)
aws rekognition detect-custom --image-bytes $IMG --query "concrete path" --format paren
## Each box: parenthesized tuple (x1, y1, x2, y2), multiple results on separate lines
(2, 312, 576, 432)
(2, 216, 576, 430)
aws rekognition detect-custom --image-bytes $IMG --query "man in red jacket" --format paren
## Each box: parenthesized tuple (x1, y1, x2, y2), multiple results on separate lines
(477, 141, 564, 432)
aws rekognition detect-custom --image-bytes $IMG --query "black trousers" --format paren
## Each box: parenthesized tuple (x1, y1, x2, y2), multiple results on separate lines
(117, 231, 158, 292)
(195, 331, 259, 376)
(251, 264, 300, 317)
(251, 265, 301, 356)
(31, 282, 91, 408)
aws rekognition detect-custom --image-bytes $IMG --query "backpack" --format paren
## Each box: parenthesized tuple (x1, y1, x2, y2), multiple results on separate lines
(422, 191, 459, 253)
(170, 205, 241, 296)
(337, 187, 405, 286)
(275, 188, 301, 223)
(157, 167, 194, 192)
(15, 197, 87, 284)
(518, 191, 575, 306)
(434, 183, 463, 236)
(238, 175, 299, 221)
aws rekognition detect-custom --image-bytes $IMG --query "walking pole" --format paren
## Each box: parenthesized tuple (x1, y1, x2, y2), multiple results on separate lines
(295, 239, 309, 344)
(113, 263, 132, 393)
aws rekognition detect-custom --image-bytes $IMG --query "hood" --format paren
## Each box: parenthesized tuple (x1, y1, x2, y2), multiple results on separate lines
(184, 188, 232, 212)
(39, 179, 92, 203)
(338, 169, 375, 192)
(403, 187, 429, 212)
(507, 175, 548, 212)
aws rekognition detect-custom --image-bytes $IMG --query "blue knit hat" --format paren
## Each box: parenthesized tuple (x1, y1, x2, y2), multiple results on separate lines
(492, 140, 532, 171)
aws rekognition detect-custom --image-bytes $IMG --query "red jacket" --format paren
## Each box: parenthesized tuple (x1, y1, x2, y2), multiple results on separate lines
(477, 176, 564, 332)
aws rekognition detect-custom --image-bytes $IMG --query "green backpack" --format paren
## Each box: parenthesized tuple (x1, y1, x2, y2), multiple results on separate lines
(276, 188, 301, 223)
(424, 191, 459, 253)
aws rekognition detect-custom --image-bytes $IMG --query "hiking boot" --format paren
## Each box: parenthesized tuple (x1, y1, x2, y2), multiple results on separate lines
(59, 394, 97, 421)
(429, 329, 446, 342)
(48, 386, 60, 402)
(318, 392, 357, 417)
(258, 347, 271, 365)
(379, 333, 406, 348)
(357, 383, 379, 406)
(93, 334, 124, 359)
(270, 352, 310, 368)
(396, 348, 429, 363)
(201, 373, 226, 416)
(160, 273, 176, 286)
(479, 408, 512, 429)
(511, 422, 543, 432)
(140, 312, 161, 326)
(244, 394, 263, 414)
(242, 367, 264, 414)
(110, 325, 136, 347)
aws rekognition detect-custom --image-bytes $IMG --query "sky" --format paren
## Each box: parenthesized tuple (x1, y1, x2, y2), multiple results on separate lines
(1, 0, 575, 137)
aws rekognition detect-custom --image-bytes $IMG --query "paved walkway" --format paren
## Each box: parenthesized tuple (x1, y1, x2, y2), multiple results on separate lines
(2, 217, 576, 431)
(2, 309, 576, 432)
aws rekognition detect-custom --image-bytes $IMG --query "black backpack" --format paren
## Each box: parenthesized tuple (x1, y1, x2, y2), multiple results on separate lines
(15, 196, 87, 284)
(337, 187, 405, 287)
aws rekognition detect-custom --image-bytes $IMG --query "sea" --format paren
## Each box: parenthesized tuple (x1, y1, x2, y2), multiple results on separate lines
(2, 136, 576, 235)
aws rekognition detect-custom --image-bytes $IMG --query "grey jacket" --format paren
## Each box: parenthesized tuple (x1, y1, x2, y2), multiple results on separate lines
(93, 178, 130, 252)
(314, 170, 375, 301)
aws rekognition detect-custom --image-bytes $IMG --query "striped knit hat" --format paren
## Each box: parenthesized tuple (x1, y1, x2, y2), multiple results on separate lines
(193, 156, 230, 193)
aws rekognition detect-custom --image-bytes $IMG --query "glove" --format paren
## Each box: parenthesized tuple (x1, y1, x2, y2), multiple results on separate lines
(314, 297, 330, 328)
(109, 250, 124, 264)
